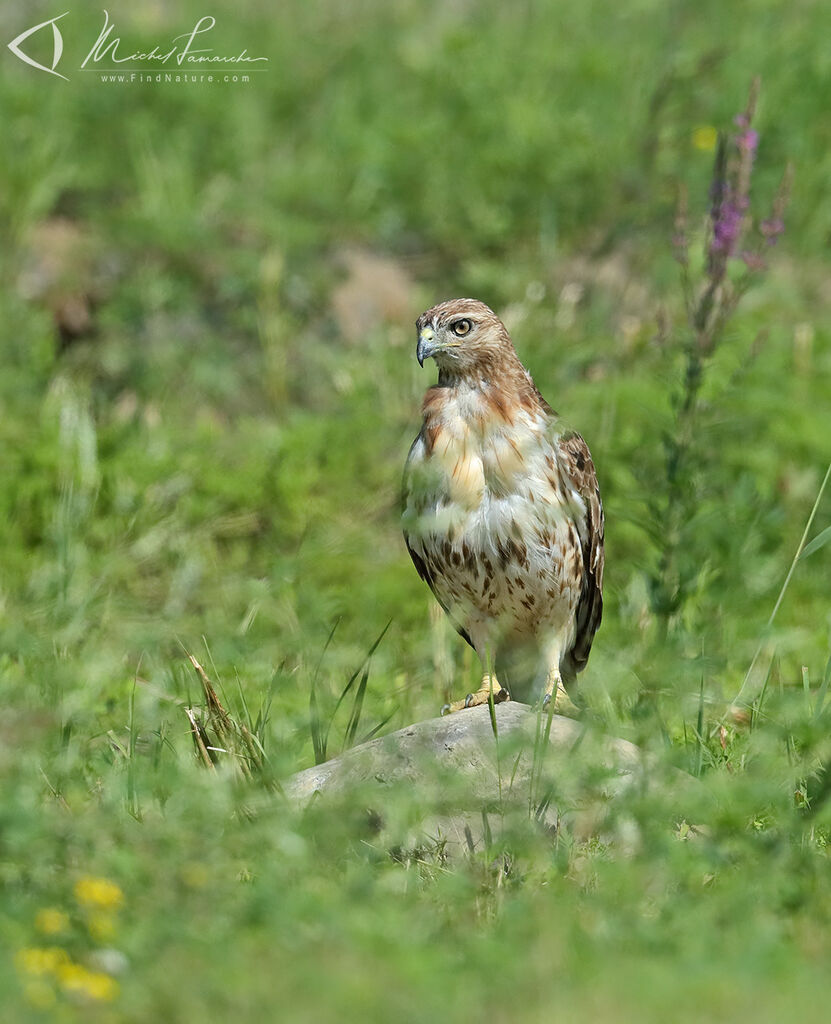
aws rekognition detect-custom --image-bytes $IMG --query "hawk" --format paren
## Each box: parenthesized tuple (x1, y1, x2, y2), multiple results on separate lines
(402, 298, 604, 713)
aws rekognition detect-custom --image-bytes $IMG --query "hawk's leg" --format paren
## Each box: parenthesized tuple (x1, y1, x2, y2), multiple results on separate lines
(541, 667, 579, 716)
(441, 674, 511, 715)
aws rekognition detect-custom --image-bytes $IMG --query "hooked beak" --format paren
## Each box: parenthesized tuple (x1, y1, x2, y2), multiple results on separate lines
(416, 326, 436, 367)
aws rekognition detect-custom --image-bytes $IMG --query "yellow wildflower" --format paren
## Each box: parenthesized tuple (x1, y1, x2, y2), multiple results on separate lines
(87, 913, 116, 941)
(15, 946, 69, 976)
(56, 962, 89, 992)
(692, 125, 718, 152)
(74, 876, 124, 911)
(83, 971, 120, 1002)
(35, 907, 70, 935)
(56, 962, 119, 1002)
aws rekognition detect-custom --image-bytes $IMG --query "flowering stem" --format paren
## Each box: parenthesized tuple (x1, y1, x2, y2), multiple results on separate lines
(649, 79, 788, 634)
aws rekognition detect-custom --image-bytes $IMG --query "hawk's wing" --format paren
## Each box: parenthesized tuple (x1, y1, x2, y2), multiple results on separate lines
(403, 534, 474, 650)
(556, 430, 605, 681)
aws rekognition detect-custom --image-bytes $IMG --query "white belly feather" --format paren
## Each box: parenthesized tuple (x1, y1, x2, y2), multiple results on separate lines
(403, 386, 586, 660)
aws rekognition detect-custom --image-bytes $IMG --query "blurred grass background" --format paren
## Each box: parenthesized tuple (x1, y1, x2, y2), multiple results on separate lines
(1, 0, 831, 1019)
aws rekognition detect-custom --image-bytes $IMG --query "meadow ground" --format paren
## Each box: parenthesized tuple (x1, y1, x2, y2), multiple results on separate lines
(2, 1, 831, 1020)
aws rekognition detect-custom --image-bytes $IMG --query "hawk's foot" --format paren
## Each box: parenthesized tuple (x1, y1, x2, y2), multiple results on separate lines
(541, 673, 580, 717)
(540, 684, 577, 716)
(441, 678, 510, 715)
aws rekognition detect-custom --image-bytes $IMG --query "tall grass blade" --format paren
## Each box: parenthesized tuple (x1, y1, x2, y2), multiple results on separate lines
(732, 457, 831, 710)
(798, 524, 831, 562)
(343, 664, 370, 751)
(813, 654, 831, 722)
(750, 655, 775, 731)
(358, 708, 397, 746)
(310, 618, 340, 765)
(802, 666, 812, 716)
(127, 677, 141, 821)
(695, 676, 705, 777)
(483, 652, 502, 808)
(324, 620, 391, 756)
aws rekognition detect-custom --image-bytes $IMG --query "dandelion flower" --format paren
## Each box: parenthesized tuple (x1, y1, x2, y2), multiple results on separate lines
(35, 908, 70, 936)
(74, 877, 124, 911)
(15, 946, 69, 977)
(57, 963, 119, 1002)
(692, 125, 717, 152)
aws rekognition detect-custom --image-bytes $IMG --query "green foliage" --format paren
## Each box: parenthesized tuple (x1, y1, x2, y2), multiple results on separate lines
(2, 0, 831, 1019)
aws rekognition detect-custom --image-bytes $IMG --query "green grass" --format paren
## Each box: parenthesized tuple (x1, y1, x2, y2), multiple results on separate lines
(2, 0, 831, 1019)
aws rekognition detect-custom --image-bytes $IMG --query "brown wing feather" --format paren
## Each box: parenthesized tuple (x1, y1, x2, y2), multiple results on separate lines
(403, 534, 474, 650)
(557, 430, 604, 681)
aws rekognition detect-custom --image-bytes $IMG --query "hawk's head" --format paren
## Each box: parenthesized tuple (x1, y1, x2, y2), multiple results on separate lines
(415, 299, 515, 380)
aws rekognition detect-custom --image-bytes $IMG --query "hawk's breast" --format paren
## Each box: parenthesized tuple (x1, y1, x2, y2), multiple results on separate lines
(403, 386, 586, 648)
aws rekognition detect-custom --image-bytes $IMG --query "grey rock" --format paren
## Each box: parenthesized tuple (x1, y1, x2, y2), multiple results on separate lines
(282, 703, 699, 857)
(285, 703, 636, 799)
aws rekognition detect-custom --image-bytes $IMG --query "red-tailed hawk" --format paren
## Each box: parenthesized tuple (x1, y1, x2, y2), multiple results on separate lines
(402, 298, 604, 713)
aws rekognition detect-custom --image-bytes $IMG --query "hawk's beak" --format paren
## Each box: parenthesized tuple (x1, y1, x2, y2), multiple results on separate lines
(417, 327, 436, 367)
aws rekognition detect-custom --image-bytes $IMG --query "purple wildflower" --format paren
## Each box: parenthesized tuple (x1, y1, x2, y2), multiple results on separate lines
(711, 198, 743, 254)
(737, 129, 759, 155)
(740, 250, 767, 271)
(760, 216, 785, 245)
(708, 136, 728, 248)
(708, 86, 760, 271)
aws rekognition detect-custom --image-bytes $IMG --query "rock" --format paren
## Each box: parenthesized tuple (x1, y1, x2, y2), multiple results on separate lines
(285, 703, 633, 800)
(283, 703, 701, 858)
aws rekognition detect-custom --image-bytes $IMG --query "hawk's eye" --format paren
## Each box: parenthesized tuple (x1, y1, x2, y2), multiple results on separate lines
(451, 319, 472, 337)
